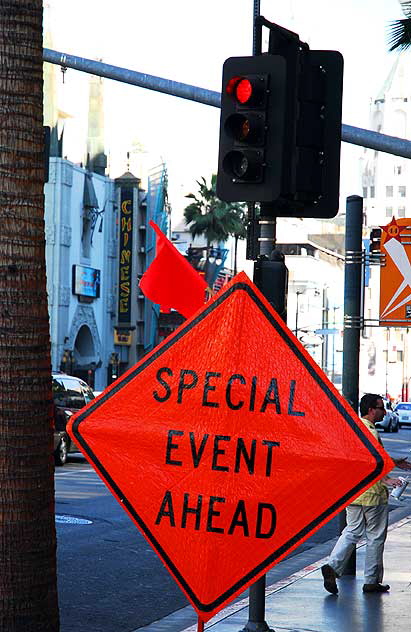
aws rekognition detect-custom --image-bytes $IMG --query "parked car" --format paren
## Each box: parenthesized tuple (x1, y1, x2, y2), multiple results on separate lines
(375, 398, 399, 433)
(393, 402, 411, 428)
(52, 373, 95, 465)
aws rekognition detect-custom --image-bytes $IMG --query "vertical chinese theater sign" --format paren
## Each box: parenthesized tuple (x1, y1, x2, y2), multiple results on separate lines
(118, 188, 133, 325)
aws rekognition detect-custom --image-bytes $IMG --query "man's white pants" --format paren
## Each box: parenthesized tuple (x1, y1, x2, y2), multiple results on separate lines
(328, 503, 389, 584)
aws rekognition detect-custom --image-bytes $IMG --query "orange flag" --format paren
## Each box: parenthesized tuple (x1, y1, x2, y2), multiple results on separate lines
(139, 221, 207, 319)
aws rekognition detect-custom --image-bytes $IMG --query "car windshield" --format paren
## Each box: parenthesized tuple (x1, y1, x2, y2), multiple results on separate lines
(52, 377, 66, 404)
(83, 386, 95, 404)
(52, 376, 91, 409)
(396, 403, 411, 410)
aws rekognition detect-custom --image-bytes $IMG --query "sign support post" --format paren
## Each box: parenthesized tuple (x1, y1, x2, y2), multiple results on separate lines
(241, 215, 287, 632)
(240, 5, 286, 630)
(339, 194, 364, 574)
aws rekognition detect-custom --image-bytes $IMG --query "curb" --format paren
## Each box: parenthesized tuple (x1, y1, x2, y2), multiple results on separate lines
(136, 509, 411, 632)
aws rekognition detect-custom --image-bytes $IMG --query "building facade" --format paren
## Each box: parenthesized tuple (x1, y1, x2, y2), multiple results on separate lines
(45, 158, 117, 390)
(360, 52, 411, 400)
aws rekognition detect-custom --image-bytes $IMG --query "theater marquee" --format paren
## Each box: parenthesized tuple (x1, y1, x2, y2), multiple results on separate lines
(117, 187, 133, 326)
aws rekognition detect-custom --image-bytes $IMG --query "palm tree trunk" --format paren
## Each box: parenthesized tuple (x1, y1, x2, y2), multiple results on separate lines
(0, 2, 59, 630)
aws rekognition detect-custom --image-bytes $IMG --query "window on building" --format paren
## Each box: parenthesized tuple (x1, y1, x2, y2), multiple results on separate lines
(362, 187, 367, 198)
(370, 186, 375, 198)
(386, 185, 393, 197)
(398, 206, 406, 217)
(386, 206, 393, 217)
(399, 185, 406, 197)
(395, 165, 402, 175)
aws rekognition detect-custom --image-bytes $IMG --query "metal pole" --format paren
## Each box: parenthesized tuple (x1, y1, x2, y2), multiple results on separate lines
(340, 194, 363, 575)
(252, 0, 261, 55)
(385, 328, 389, 398)
(42, 48, 411, 159)
(240, 6, 275, 631)
(295, 292, 299, 336)
(43, 48, 221, 108)
(240, 218, 280, 632)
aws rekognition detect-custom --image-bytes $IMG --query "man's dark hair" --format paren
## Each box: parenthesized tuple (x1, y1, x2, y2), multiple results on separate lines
(360, 393, 382, 416)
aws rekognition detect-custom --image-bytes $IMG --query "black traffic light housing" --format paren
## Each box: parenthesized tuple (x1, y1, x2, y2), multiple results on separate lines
(370, 227, 382, 253)
(217, 55, 287, 204)
(253, 252, 288, 322)
(217, 22, 343, 219)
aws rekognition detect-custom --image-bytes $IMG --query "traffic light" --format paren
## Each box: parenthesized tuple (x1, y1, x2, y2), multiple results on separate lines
(292, 50, 344, 218)
(216, 39, 344, 218)
(253, 253, 288, 322)
(370, 227, 382, 253)
(217, 55, 287, 204)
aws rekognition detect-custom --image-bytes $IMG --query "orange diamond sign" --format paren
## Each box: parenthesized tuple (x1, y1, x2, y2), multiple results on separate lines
(68, 272, 393, 621)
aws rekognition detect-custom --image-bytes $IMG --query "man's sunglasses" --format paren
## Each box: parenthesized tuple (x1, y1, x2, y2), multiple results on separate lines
(374, 405, 385, 410)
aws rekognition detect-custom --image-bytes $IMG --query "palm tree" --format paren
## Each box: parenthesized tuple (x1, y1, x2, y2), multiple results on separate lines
(184, 175, 246, 280)
(388, 2, 411, 51)
(0, 2, 59, 630)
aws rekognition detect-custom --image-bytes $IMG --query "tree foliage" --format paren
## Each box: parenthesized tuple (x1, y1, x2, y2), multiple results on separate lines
(388, 2, 411, 52)
(184, 174, 246, 245)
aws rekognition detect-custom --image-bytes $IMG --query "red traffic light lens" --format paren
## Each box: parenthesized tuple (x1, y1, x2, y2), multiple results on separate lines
(225, 75, 265, 107)
(235, 78, 253, 104)
(225, 77, 253, 104)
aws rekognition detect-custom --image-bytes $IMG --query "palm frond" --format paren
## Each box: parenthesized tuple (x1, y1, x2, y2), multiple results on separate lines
(399, 1, 411, 18)
(388, 18, 411, 52)
(183, 203, 202, 225)
(183, 174, 247, 245)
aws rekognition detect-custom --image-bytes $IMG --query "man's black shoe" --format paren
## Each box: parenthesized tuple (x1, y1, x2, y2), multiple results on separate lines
(321, 564, 338, 594)
(363, 583, 390, 593)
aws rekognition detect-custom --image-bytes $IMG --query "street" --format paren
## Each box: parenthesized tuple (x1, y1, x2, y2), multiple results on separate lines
(55, 428, 411, 632)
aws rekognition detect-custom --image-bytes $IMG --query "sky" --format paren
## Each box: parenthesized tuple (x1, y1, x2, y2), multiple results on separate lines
(45, 0, 406, 225)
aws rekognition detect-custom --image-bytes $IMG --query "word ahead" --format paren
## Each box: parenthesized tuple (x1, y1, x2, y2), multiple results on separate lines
(156, 491, 276, 539)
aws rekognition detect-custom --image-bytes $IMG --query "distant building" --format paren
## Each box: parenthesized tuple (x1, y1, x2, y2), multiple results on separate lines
(360, 52, 411, 399)
(45, 159, 117, 390)
(115, 164, 170, 368)
(43, 28, 169, 387)
(277, 236, 344, 385)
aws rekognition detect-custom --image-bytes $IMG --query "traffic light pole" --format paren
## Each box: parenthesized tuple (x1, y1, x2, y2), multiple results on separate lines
(339, 194, 364, 575)
(240, 9, 286, 631)
(240, 210, 287, 632)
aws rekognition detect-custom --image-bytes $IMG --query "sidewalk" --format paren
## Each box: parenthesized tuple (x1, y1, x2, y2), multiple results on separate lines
(139, 505, 411, 632)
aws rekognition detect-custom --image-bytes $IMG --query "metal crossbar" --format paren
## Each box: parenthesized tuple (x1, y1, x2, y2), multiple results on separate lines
(43, 48, 411, 159)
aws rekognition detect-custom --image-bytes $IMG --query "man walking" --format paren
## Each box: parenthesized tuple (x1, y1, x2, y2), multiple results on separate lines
(321, 393, 411, 594)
